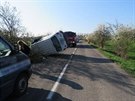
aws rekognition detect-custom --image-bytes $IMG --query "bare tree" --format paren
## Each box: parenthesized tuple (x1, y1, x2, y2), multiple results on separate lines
(0, 2, 21, 37)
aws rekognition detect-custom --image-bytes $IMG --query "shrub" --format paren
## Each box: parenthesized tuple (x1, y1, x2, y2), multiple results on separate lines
(114, 26, 135, 59)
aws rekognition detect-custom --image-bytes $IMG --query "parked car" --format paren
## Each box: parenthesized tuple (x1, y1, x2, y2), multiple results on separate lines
(31, 31, 67, 56)
(62, 31, 77, 47)
(0, 36, 32, 101)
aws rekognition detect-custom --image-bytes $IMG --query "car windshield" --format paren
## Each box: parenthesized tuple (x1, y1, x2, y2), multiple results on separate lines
(0, 39, 11, 57)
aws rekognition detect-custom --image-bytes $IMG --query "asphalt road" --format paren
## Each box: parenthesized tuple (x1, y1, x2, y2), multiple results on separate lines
(6, 41, 135, 101)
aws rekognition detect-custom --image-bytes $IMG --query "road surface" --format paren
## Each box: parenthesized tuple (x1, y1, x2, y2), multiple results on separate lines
(6, 41, 135, 101)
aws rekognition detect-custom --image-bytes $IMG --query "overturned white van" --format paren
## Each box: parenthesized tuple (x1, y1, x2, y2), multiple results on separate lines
(31, 32, 67, 56)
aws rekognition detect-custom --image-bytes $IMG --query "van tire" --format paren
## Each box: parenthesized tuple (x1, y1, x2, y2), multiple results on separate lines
(13, 74, 28, 96)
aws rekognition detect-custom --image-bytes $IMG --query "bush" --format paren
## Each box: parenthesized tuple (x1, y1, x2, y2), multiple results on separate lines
(114, 26, 135, 59)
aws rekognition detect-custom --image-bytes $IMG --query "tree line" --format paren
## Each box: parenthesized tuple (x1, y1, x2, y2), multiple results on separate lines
(84, 23, 135, 59)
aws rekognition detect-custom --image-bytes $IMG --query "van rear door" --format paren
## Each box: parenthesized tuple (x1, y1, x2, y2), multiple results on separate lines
(51, 36, 62, 52)
(55, 32, 67, 50)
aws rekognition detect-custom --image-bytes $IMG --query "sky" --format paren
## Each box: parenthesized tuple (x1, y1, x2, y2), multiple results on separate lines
(0, 0, 135, 36)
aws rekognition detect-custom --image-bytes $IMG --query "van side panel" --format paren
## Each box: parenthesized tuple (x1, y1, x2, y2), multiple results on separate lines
(31, 38, 57, 55)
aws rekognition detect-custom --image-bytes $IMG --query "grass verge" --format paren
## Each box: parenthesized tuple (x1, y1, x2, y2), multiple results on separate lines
(90, 42, 135, 77)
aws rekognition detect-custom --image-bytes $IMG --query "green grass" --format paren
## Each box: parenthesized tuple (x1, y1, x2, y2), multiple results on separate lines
(92, 41, 135, 77)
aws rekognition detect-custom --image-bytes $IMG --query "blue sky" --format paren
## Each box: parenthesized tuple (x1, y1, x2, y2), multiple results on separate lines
(1, 0, 135, 36)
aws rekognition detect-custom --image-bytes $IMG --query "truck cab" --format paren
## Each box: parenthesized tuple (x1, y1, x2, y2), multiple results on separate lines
(62, 31, 77, 47)
(0, 36, 32, 101)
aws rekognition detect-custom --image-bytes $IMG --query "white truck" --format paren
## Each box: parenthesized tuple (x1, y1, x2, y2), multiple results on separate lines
(31, 31, 67, 56)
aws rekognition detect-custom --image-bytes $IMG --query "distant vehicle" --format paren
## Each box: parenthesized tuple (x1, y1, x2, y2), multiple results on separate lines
(31, 31, 67, 56)
(63, 31, 77, 47)
(0, 36, 32, 101)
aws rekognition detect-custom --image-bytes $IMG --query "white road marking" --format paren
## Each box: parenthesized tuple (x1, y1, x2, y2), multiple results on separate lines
(46, 48, 77, 100)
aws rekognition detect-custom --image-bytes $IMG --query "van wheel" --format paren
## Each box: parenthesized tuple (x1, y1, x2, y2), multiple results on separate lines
(14, 74, 28, 96)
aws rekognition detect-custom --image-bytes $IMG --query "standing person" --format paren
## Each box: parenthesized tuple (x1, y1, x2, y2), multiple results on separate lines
(17, 40, 31, 55)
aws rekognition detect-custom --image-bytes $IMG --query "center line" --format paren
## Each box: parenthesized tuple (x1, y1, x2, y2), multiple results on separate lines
(46, 48, 77, 100)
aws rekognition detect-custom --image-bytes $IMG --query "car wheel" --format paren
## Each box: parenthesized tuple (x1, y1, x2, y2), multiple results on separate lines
(14, 74, 28, 96)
